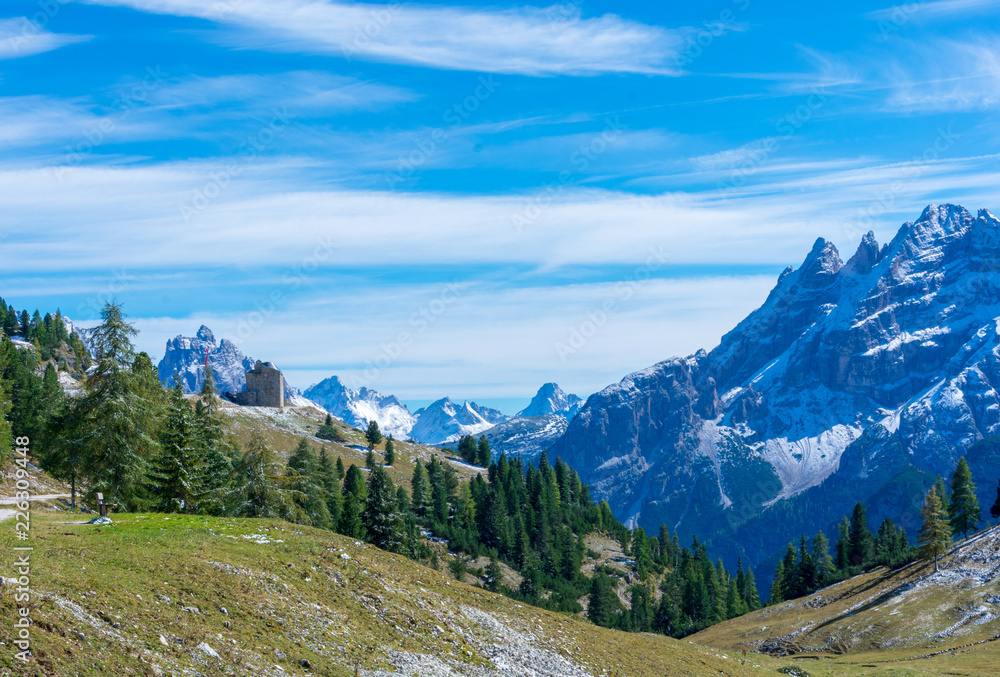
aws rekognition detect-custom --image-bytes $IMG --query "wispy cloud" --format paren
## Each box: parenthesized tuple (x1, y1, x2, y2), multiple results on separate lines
(868, 0, 1000, 21)
(81, 0, 685, 75)
(0, 18, 90, 59)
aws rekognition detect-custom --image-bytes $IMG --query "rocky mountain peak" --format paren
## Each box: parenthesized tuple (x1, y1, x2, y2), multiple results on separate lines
(843, 231, 880, 276)
(196, 325, 215, 343)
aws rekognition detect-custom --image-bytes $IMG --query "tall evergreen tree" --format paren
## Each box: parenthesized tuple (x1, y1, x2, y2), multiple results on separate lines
(149, 379, 197, 512)
(363, 464, 404, 552)
(384, 435, 395, 466)
(918, 486, 952, 572)
(477, 436, 491, 467)
(411, 459, 431, 517)
(992, 477, 1000, 521)
(949, 456, 981, 539)
(587, 572, 622, 628)
(69, 302, 160, 510)
(229, 428, 290, 518)
(848, 502, 875, 568)
(812, 531, 835, 582)
(365, 420, 382, 450)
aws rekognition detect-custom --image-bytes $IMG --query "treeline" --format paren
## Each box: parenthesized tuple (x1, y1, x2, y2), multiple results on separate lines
(769, 455, 999, 603)
(0, 297, 90, 367)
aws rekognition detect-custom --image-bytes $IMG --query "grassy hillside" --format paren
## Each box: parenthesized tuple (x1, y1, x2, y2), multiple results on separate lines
(213, 399, 484, 490)
(690, 526, 1000, 676)
(0, 512, 787, 677)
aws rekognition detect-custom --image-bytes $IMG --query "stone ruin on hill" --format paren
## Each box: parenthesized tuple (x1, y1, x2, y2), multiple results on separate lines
(227, 360, 284, 408)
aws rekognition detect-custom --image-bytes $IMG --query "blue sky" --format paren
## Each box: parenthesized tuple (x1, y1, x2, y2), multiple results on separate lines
(2, 0, 1000, 412)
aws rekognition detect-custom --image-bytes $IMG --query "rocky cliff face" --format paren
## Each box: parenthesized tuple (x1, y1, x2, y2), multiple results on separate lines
(482, 414, 569, 461)
(551, 204, 1000, 564)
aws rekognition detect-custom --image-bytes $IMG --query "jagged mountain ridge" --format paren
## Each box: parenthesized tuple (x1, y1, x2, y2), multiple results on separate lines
(517, 382, 583, 419)
(157, 325, 306, 404)
(551, 204, 1000, 564)
(303, 375, 417, 439)
(482, 414, 569, 461)
(409, 397, 510, 446)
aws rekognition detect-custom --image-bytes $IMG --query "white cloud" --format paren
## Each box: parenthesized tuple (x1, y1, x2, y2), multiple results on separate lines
(0, 18, 90, 59)
(81, 0, 684, 75)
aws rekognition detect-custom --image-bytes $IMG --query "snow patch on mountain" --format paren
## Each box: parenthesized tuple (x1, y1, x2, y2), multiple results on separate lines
(517, 383, 584, 420)
(482, 415, 568, 460)
(409, 398, 510, 446)
(303, 376, 416, 439)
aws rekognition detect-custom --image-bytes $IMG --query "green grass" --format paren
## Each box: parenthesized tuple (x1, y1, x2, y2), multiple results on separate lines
(0, 512, 787, 676)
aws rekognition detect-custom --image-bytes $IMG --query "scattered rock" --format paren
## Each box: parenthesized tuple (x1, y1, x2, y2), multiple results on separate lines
(223, 621, 232, 629)
(219, 606, 228, 615)
(157, 595, 170, 603)
(197, 642, 220, 659)
(73, 631, 85, 642)
(274, 648, 286, 660)
(182, 606, 201, 614)
(299, 658, 312, 669)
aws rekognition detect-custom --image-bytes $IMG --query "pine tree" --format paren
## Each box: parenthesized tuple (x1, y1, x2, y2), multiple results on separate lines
(449, 556, 467, 581)
(384, 435, 395, 466)
(848, 502, 875, 568)
(918, 486, 952, 572)
(484, 557, 503, 592)
(477, 436, 491, 467)
(411, 459, 431, 516)
(812, 530, 835, 582)
(365, 420, 382, 451)
(335, 456, 345, 480)
(343, 464, 368, 504)
(317, 413, 341, 441)
(338, 492, 364, 538)
(743, 567, 761, 610)
(769, 560, 785, 604)
(835, 516, 850, 570)
(229, 428, 290, 518)
(587, 572, 622, 628)
(68, 302, 160, 510)
(149, 379, 197, 512)
(934, 475, 950, 515)
(365, 448, 377, 469)
(992, 477, 1000, 520)
(363, 464, 404, 552)
(949, 457, 981, 539)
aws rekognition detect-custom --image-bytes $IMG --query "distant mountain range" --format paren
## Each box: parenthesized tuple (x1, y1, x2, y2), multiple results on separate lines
(551, 204, 1000, 568)
(160, 328, 585, 450)
(156, 325, 308, 405)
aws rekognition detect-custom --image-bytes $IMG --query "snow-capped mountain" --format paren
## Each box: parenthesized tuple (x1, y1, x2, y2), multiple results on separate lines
(408, 398, 510, 446)
(303, 376, 416, 439)
(157, 325, 306, 404)
(517, 383, 583, 420)
(482, 414, 568, 461)
(551, 204, 1000, 565)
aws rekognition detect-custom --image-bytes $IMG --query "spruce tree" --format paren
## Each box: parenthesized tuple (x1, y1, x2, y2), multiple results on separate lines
(848, 503, 875, 568)
(363, 464, 404, 552)
(335, 455, 345, 480)
(365, 420, 382, 450)
(69, 302, 160, 510)
(229, 428, 290, 518)
(384, 435, 395, 466)
(365, 448, 377, 469)
(149, 379, 197, 512)
(812, 531, 835, 582)
(949, 457, 981, 539)
(587, 572, 622, 628)
(411, 459, 431, 516)
(338, 492, 364, 538)
(477, 436, 491, 467)
(484, 557, 502, 592)
(918, 486, 952, 572)
(992, 477, 1000, 520)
